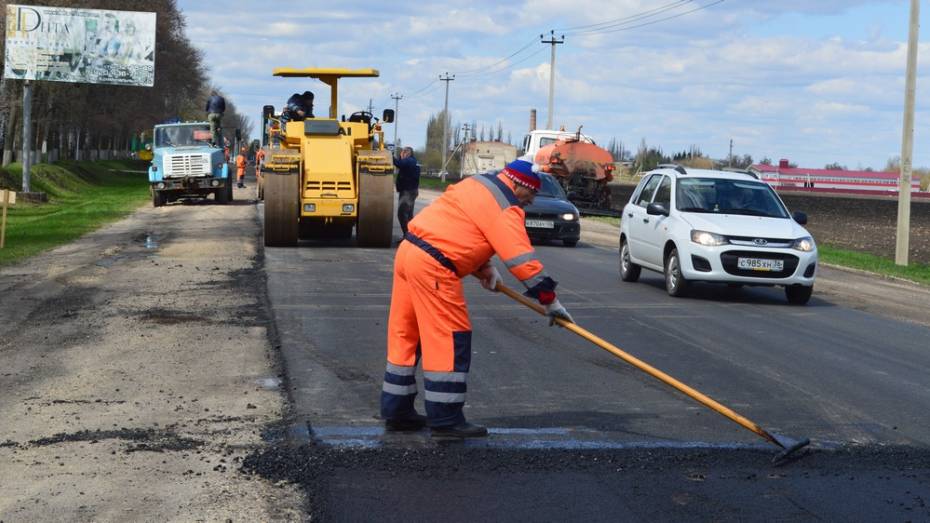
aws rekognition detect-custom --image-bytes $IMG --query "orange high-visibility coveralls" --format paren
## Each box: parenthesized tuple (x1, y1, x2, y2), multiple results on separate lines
(382, 172, 556, 427)
(255, 149, 265, 173)
(235, 154, 246, 184)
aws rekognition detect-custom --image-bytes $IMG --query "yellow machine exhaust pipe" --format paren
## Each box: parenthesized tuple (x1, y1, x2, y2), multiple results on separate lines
(496, 283, 810, 465)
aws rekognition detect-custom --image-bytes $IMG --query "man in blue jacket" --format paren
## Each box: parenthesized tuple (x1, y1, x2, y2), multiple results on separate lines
(205, 91, 226, 146)
(393, 147, 420, 238)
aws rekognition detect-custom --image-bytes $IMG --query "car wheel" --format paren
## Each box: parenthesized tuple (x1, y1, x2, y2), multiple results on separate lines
(619, 239, 641, 282)
(665, 248, 689, 297)
(563, 239, 578, 247)
(785, 284, 813, 305)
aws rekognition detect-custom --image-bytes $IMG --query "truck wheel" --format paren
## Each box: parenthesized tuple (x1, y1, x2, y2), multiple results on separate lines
(264, 173, 299, 246)
(357, 167, 394, 247)
(152, 190, 166, 207)
(215, 181, 230, 204)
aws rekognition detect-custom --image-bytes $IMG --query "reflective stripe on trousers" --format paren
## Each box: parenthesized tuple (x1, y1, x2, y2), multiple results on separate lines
(382, 241, 473, 427)
(381, 362, 418, 420)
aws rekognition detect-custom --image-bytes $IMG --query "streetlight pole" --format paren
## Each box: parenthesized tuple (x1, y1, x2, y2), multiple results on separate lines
(439, 73, 454, 182)
(896, 0, 920, 266)
(541, 30, 564, 130)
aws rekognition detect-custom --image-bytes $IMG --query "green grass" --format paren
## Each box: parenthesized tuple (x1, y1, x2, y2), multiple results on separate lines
(0, 160, 150, 265)
(818, 245, 930, 286)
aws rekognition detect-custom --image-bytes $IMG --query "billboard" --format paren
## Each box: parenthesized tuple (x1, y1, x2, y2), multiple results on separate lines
(3, 4, 156, 86)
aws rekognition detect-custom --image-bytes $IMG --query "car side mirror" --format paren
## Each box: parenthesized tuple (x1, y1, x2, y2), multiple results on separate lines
(382, 109, 395, 123)
(793, 211, 808, 225)
(647, 202, 670, 217)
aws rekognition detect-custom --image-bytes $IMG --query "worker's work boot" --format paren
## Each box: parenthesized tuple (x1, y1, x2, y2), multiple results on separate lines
(384, 412, 427, 432)
(430, 422, 488, 440)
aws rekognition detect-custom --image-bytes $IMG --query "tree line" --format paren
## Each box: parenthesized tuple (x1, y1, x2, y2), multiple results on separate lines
(0, 0, 251, 166)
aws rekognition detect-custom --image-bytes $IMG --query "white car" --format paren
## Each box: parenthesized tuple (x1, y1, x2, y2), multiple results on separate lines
(619, 166, 817, 304)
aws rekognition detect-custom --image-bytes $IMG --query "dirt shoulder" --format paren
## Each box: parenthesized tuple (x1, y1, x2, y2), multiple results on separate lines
(421, 187, 930, 328)
(0, 179, 305, 521)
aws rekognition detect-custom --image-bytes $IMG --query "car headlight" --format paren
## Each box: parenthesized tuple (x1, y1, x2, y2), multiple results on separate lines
(691, 230, 729, 246)
(792, 236, 815, 252)
(560, 213, 577, 221)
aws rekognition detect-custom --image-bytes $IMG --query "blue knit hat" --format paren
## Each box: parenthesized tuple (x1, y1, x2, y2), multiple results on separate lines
(502, 159, 541, 191)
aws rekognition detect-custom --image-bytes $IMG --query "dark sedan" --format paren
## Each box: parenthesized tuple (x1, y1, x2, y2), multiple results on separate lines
(523, 173, 581, 247)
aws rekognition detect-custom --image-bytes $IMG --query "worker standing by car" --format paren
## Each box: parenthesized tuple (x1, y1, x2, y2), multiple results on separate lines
(380, 158, 574, 439)
(205, 91, 226, 147)
(235, 147, 247, 188)
(393, 146, 420, 238)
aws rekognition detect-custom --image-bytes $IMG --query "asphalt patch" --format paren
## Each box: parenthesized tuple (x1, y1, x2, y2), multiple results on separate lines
(241, 442, 930, 521)
(28, 427, 203, 453)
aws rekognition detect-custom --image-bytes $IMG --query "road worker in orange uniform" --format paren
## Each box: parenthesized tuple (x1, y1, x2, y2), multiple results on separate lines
(235, 147, 247, 188)
(381, 158, 574, 439)
(254, 148, 266, 189)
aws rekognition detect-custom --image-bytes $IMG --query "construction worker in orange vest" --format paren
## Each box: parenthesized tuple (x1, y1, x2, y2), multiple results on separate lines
(381, 158, 574, 439)
(254, 148, 266, 188)
(235, 147, 247, 188)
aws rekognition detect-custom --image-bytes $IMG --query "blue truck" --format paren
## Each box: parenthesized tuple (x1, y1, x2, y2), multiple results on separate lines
(147, 122, 231, 207)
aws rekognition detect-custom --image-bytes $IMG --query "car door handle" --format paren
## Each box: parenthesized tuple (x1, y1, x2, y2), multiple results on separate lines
(643, 218, 649, 223)
(627, 213, 633, 218)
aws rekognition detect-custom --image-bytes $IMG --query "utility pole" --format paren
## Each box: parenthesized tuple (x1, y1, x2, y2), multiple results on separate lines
(439, 72, 455, 182)
(541, 30, 565, 129)
(896, 0, 920, 266)
(460, 123, 471, 178)
(390, 93, 403, 150)
(728, 139, 733, 167)
(22, 81, 32, 193)
(367, 98, 374, 115)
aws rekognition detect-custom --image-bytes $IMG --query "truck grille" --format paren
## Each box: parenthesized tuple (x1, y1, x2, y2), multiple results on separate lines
(166, 154, 209, 177)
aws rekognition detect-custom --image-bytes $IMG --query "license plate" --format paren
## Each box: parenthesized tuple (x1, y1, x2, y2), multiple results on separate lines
(738, 258, 784, 272)
(525, 219, 554, 229)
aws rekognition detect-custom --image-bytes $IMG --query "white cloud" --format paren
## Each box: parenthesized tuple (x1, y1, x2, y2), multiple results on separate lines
(175, 0, 929, 169)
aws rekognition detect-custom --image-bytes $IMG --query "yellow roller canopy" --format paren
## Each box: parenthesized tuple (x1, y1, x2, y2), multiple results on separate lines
(273, 68, 380, 118)
(273, 68, 379, 78)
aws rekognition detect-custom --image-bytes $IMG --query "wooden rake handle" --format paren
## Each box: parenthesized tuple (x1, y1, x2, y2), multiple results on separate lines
(495, 282, 782, 448)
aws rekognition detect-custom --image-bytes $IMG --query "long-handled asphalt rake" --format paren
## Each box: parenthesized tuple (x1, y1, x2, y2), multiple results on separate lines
(497, 283, 810, 465)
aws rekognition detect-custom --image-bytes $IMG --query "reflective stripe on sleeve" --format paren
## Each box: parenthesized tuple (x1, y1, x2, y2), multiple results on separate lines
(503, 251, 538, 269)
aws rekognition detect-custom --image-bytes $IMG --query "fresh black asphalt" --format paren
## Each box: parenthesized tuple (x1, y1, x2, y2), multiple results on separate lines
(254, 200, 930, 520)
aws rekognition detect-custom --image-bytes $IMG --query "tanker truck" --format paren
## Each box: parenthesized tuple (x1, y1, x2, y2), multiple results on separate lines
(521, 127, 617, 216)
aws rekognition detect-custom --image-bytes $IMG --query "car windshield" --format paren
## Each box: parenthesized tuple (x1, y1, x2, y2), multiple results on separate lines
(538, 173, 566, 199)
(155, 125, 213, 147)
(676, 177, 788, 218)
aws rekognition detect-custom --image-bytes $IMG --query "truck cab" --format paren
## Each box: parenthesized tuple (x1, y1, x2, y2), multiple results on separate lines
(148, 122, 231, 207)
(521, 129, 595, 158)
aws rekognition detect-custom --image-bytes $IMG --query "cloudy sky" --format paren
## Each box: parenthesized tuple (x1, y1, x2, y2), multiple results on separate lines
(178, 0, 929, 170)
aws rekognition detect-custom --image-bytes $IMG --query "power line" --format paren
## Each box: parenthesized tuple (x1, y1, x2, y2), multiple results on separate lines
(574, 0, 725, 36)
(461, 46, 549, 79)
(453, 36, 540, 77)
(556, 0, 693, 34)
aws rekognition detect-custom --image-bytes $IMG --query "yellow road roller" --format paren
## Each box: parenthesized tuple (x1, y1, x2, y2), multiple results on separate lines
(262, 68, 395, 247)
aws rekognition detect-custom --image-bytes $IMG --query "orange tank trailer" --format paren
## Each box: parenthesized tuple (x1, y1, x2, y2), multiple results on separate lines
(534, 137, 616, 213)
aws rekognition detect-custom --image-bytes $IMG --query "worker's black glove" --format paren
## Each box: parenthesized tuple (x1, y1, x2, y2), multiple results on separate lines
(545, 299, 574, 326)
